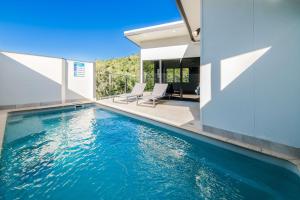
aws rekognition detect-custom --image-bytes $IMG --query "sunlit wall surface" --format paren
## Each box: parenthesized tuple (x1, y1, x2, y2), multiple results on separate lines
(0, 52, 95, 107)
(200, 0, 300, 147)
(0, 52, 63, 106)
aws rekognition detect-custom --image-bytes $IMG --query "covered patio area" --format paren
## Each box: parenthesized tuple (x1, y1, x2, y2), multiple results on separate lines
(124, 21, 200, 102)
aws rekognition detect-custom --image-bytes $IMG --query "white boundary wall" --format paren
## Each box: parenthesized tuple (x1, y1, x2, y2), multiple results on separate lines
(0, 51, 95, 107)
(0, 52, 63, 106)
(66, 60, 95, 102)
(200, 0, 300, 148)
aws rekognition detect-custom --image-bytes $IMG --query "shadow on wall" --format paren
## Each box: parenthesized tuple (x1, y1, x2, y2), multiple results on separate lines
(200, 46, 272, 139)
(201, 36, 300, 147)
(199, 0, 300, 148)
(0, 53, 86, 107)
(200, 46, 271, 144)
(182, 42, 200, 59)
(201, 46, 271, 109)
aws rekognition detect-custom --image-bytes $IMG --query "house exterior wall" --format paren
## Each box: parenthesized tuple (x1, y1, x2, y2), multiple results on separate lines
(0, 51, 95, 107)
(140, 36, 200, 61)
(200, 0, 300, 148)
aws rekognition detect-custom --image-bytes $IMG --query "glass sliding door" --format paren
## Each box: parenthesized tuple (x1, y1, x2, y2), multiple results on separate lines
(180, 57, 200, 94)
(162, 57, 200, 99)
(162, 59, 181, 97)
(182, 68, 189, 83)
(143, 57, 200, 99)
(143, 60, 159, 91)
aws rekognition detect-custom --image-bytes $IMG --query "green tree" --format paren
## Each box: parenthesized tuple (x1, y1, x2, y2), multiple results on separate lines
(143, 61, 155, 91)
(96, 54, 140, 99)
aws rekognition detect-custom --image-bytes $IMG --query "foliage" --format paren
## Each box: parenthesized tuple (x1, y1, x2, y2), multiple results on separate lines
(95, 54, 140, 99)
(143, 61, 155, 91)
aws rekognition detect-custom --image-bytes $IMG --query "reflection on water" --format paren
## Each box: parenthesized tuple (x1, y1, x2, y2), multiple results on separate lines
(0, 106, 300, 200)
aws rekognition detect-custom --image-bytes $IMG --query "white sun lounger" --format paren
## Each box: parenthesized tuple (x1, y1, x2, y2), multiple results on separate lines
(136, 83, 168, 107)
(113, 83, 146, 103)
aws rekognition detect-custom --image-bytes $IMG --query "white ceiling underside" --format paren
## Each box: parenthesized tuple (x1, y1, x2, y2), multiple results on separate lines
(124, 0, 201, 46)
(124, 21, 189, 46)
(179, 0, 201, 41)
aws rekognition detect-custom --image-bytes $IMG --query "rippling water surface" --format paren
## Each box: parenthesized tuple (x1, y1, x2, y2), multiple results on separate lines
(0, 106, 300, 200)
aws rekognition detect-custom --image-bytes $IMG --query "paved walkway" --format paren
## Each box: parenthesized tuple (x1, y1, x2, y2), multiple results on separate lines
(97, 98, 300, 173)
(97, 98, 201, 133)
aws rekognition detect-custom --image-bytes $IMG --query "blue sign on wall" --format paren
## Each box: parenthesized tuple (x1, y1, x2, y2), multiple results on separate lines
(74, 62, 85, 77)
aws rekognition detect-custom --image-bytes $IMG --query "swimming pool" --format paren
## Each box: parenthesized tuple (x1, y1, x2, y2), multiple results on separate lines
(0, 105, 299, 199)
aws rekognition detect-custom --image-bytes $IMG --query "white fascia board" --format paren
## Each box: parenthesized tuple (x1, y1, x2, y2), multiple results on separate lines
(124, 21, 185, 37)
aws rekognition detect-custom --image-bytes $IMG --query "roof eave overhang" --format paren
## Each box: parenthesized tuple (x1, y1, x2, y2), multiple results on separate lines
(124, 21, 188, 47)
(123, 34, 142, 47)
(176, 0, 200, 42)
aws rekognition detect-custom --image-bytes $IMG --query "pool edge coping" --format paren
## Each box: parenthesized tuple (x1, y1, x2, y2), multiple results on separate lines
(0, 101, 94, 154)
(0, 112, 7, 154)
(0, 101, 299, 176)
(95, 101, 300, 176)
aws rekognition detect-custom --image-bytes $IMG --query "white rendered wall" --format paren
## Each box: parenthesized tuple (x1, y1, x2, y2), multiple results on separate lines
(66, 60, 95, 101)
(0, 52, 95, 107)
(0, 52, 63, 105)
(140, 36, 200, 61)
(201, 0, 300, 147)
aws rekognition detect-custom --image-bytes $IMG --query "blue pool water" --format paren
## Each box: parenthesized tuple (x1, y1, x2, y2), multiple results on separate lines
(0, 105, 299, 200)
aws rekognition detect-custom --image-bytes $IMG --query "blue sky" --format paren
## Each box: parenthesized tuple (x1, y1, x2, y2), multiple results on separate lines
(0, 0, 181, 61)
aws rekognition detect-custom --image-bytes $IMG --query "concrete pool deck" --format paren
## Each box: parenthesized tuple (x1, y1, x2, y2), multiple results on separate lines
(96, 98, 300, 173)
(98, 98, 202, 133)
(0, 100, 299, 173)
